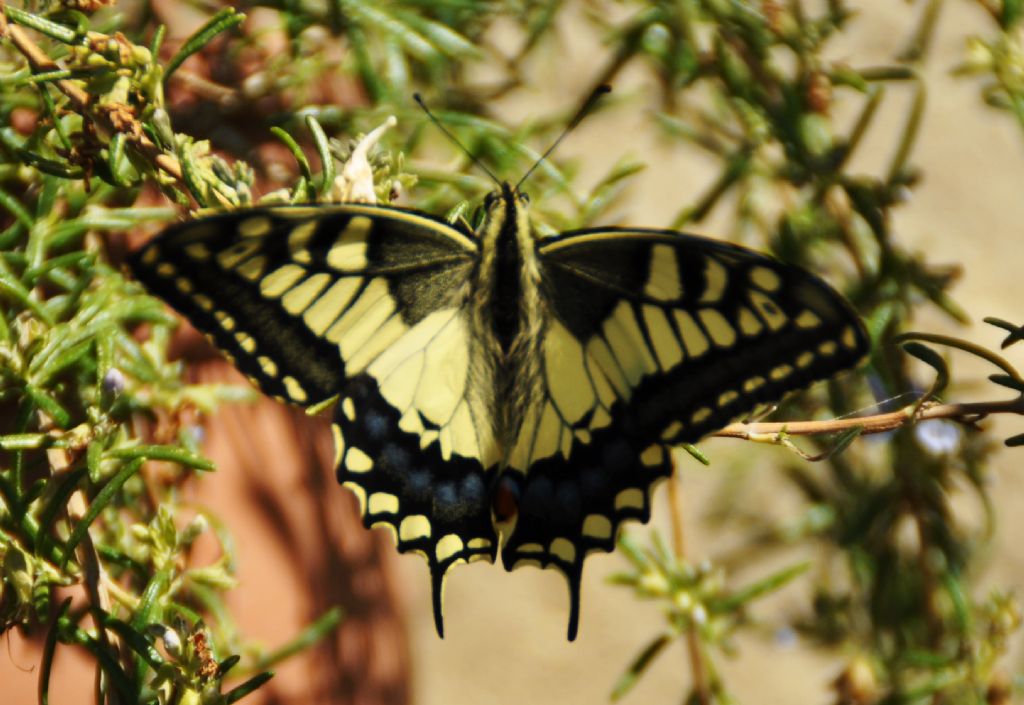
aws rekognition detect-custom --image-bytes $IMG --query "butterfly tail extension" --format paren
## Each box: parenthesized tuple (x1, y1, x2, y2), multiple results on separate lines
(431, 568, 447, 638)
(332, 375, 498, 637)
(499, 430, 674, 640)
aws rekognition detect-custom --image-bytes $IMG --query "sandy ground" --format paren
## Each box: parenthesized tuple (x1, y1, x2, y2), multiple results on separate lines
(5, 2, 1024, 704)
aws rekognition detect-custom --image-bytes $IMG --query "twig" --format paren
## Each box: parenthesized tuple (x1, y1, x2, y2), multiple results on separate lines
(713, 398, 1024, 442)
(667, 462, 712, 705)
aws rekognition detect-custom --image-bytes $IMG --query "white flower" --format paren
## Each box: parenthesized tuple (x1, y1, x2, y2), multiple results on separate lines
(331, 116, 397, 204)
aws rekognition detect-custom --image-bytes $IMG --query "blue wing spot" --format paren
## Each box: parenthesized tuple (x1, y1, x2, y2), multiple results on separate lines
(403, 468, 432, 503)
(364, 409, 390, 441)
(433, 482, 460, 519)
(460, 473, 486, 505)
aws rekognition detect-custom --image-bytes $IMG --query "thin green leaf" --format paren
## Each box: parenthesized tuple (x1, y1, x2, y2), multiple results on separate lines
(33, 339, 93, 387)
(0, 221, 27, 251)
(39, 598, 73, 705)
(149, 22, 167, 56)
(218, 654, 241, 676)
(305, 116, 335, 198)
(1002, 0, 1023, 29)
(57, 617, 136, 701)
(941, 571, 970, 632)
(984, 316, 1024, 349)
(349, 4, 435, 60)
(107, 132, 132, 186)
(60, 459, 145, 568)
(680, 443, 710, 465)
(34, 467, 87, 556)
(13, 69, 79, 85)
(105, 445, 214, 471)
(164, 9, 246, 81)
(24, 250, 94, 285)
(23, 385, 71, 429)
(896, 331, 1023, 384)
(4, 6, 78, 42)
(347, 26, 386, 102)
(86, 435, 105, 483)
(831, 85, 883, 176)
(886, 76, 925, 186)
(0, 270, 52, 323)
(253, 607, 342, 669)
(224, 672, 274, 704)
(0, 188, 34, 230)
(0, 433, 51, 450)
(0, 67, 32, 85)
(616, 534, 649, 570)
(1004, 433, 1024, 447)
(394, 11, 482, 57)
(989, 374, 1024, 394)
(711, 562, 810, 613)
(106, 623, 163, 678)
(132, 569, 171, 632)
(270, 127, 313, 184)
(611, 633, 672, 701)
(384, 40, 411, 97)
(177, 142, 209, 207)
(824, 426, 863, 460)
(13, 148, 84, 179)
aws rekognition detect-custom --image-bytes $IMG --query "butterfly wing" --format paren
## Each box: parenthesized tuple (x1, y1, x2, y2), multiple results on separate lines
(501, 228, 868, 639)
(130, 206, 500, 635)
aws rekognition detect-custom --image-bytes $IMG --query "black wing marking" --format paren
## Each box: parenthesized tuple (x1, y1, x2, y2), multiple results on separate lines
(500, 228, 868, 639)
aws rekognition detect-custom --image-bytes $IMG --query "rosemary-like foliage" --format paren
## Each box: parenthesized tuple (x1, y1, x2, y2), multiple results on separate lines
(1, 1, 1022, 704)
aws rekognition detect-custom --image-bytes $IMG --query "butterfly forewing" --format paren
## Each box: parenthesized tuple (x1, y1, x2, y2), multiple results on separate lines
(495, 228, 868, 637)
(536, 230, 868, 433)
(130, 206, 478, 403)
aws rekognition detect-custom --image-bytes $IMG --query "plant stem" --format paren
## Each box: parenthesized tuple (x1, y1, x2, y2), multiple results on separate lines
(714, 397, 1024, 441)
(668, 465, 711, 705)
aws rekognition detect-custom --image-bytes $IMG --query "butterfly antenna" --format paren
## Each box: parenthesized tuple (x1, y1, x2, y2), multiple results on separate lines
(515, 84, 612, 191)
(413, 93, 501, 186)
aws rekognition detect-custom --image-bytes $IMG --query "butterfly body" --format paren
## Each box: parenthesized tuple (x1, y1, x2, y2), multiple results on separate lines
(131, 183, 867, 640)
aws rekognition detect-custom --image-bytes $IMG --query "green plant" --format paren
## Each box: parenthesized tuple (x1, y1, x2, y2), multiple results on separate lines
(1, 1, 1022, 704)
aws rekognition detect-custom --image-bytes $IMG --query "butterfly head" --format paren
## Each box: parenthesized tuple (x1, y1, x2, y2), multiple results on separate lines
(482, 182, 529, 210)
(475, 182, 531, 235)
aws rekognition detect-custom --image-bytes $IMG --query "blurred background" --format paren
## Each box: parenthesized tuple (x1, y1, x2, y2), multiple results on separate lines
(3, 1, 1024, 703)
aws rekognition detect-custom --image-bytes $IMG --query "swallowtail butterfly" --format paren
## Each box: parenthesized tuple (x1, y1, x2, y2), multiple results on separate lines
(130, 164, 867, 642)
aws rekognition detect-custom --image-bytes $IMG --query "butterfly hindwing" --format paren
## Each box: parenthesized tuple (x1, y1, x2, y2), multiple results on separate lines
(498, 229, 868, 637)
(333, 372, 497, 637)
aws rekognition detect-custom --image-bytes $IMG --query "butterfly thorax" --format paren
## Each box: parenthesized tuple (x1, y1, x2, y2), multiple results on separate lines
(471, 183, 546, 453)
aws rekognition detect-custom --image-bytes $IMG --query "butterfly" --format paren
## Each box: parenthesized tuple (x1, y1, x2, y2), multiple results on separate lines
(129, 180, 867, 640)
